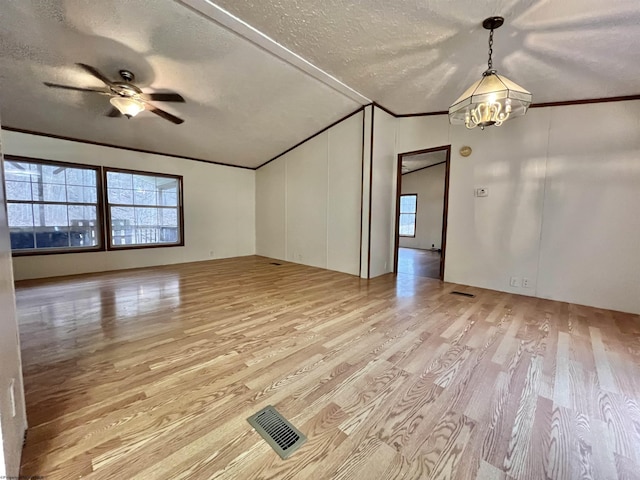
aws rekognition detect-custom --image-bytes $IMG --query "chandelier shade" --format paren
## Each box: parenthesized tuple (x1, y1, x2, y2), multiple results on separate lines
(449, 72, 532, 128)
(449, 16, 532, 129)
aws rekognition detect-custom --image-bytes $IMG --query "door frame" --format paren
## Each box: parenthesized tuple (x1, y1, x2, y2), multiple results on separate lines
(393, 145, 451, 280)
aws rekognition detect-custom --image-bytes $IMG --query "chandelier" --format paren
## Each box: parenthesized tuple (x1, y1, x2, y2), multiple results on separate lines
(449, 16, 532, 130)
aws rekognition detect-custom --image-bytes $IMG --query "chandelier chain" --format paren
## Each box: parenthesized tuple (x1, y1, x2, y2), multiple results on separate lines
(487, 28, 494, 70)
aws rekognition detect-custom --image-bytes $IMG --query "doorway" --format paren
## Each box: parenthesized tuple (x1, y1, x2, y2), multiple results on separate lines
(393, 145, 451, 280)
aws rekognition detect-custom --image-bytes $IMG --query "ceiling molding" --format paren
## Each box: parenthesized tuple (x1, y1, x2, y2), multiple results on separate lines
(529, 94, 640, 109)
(388, 94, 640, 118)
(1, 126, 255, 171)
(372, 102, 398, 117)
(177, 0, 371, 106)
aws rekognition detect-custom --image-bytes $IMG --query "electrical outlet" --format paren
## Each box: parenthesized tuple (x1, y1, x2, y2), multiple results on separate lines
(522, 277, 532, 288)
(510, 276, 520, 287)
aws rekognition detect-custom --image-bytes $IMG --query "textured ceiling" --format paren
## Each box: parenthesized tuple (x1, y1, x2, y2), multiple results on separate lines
(0, 0, 360, 169)
(402, 150, 447, 174)
(215, 0, 640, 114)
(2, 1, 638, 168)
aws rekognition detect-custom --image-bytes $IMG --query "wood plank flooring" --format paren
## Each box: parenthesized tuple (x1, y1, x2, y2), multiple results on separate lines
(15, 255, 640, 479)
(397, 247, 441, 279)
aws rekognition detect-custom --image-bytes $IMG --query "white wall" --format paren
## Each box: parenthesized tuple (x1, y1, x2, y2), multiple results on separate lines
(392, 100, 640, 314)
(399, 163, 446, 250)
(368, 106, 397, 278)
(536, 102, 640, 314)
(2, 131, 256, 280)
(0, 134, 27, 478)
(255, 111, 363, 276)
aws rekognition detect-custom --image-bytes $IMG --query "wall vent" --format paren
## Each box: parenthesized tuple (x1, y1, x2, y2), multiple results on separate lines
(451, 291, 475, 298)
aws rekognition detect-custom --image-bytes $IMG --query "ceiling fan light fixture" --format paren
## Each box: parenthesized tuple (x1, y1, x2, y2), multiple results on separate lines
(449, 16, 532, 130)
(110, 96, 145, 118)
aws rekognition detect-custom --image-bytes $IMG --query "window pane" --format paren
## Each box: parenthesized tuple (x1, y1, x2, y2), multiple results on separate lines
(132, 175, 156, 206)
(110, 206, 134, 246)
(65, 167, 83, 185)
(36, 229, 70, 249)
(107, 172, 133, 204)
(7, 203, 34, 227)
(158, 208, 178, 227)
(68, 206, 99, 247)
(43, 183, 67, 202)
(106, 169, 182, 247)
(4, 159, 101, 253)
(160, 190, 177, 207)
(44, 204, 69, 227)
(41, 165, 66, 185)
(400, 195, 417, 214)
(5, 180, 31, 201)
(399, 213, 416, 236)
(67, 185, 97, 203)
(136, 207, 158, 226)
(108, 187, 133, 205)
(4, 161, 34, 182)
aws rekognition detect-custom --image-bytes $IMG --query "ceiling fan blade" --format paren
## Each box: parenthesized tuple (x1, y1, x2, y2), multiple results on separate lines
(44, 82, 109, 94)
(145, 104, 184, 124)
(106, 107, 122, 118)
(140, 92, 185, 103)
(76, 63, 114, 87)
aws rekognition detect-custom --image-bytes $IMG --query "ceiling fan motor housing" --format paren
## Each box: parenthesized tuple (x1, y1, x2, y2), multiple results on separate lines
(119, 69, 135, 82)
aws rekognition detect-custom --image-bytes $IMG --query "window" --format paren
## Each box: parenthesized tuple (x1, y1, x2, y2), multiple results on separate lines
(399, 194, 417, 237)
(105, 168, 183, 249)
(4, 157, 103, 255)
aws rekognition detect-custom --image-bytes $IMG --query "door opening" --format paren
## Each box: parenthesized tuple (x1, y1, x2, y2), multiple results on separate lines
(393, 145, 451, 280)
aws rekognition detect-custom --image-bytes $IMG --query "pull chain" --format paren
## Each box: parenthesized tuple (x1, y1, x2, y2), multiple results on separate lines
(487, 28, 494, 70)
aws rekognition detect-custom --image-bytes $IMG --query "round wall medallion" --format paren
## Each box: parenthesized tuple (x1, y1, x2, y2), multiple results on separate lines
(459, 146, 472, 157)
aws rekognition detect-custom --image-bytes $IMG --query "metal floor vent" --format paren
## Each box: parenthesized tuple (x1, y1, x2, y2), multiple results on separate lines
(451, 291, 476, 298)
(247, 405, 306, 459)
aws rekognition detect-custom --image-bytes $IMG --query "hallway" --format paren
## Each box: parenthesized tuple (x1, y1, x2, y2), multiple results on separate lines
(397, 247, 441, 279)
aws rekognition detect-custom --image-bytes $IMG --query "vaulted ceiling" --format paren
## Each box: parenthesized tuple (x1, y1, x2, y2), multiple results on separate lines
(217, 0, 640, 114)
(1, 0, 639, 169)
(0, 0, 361, 169)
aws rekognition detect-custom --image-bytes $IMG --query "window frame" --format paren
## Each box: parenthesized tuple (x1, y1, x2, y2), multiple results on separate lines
(399, 193, 418, 238)
(103, 166, 184, 251)
(4, 155, 106, 257)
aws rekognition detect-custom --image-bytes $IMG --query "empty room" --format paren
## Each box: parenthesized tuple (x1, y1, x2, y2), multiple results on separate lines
(0, 1, 639, 479)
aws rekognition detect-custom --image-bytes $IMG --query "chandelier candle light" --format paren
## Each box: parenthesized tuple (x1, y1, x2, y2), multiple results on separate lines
(449, 16, 532, 129)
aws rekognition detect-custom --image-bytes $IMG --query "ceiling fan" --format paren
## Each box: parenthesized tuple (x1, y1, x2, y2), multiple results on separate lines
(44, 63, 185, 124)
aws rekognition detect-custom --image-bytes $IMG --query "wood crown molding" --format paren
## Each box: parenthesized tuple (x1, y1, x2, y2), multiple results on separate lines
(377, 94, 640, 119)
(1, 126, 255, 171)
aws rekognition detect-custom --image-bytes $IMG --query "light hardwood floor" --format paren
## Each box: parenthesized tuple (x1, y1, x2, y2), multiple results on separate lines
(397, 247, 441, 279)
(16, 256, 640, 479)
